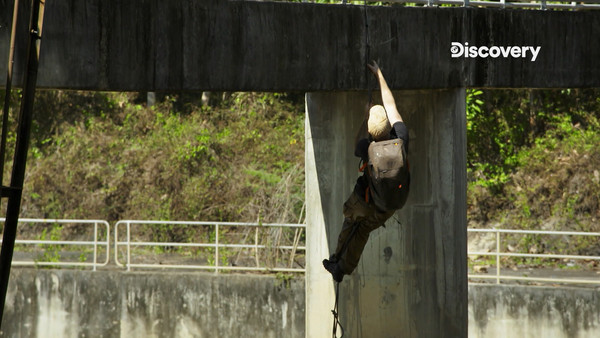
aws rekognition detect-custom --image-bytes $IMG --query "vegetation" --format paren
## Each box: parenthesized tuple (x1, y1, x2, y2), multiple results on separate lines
(467, 88, 600, 269)
(1, 91, 305, 224)
(1, 91, 306, 269)
(1, 88, 599, 270)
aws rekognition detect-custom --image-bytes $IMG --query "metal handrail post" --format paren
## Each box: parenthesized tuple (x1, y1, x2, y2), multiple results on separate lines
(215, 223, 220, 273)
(126, 221, 131, 272)
(104, 221, 110, 266)
(255, 226, 260, 268)
(93, 222, 98, 271)
(114, 221, 120, 266)
(496, 230, 500, 284)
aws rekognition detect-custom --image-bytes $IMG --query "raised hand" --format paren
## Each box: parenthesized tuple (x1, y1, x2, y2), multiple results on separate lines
(367, 60, 380, 77)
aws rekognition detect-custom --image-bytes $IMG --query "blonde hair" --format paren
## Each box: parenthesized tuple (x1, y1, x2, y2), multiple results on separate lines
(367, 105, 391, 141)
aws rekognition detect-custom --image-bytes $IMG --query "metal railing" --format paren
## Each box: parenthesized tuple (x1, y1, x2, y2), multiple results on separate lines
(314, 0, 600, 10)
(468, 228, 600, 285)
(0, 218, 110, 271)
(114, 220, 306, 273)
(385, 0, 600, 10)
(3, 218, 598, 285)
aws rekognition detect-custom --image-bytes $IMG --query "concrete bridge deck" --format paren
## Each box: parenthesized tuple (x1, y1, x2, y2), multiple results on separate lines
(1, 0, 600, 91)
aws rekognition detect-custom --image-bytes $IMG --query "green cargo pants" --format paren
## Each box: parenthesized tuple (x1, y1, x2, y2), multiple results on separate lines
(332, 191, 395, 275)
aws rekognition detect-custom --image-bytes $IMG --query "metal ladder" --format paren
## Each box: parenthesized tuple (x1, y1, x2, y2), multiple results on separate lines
(0, 0, 46, 326)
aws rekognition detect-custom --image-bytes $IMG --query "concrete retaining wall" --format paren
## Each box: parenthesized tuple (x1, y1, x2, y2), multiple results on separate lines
(0, 269, 305, 338)
(469, 284, 600, 338)
(1, 269, 598, 337)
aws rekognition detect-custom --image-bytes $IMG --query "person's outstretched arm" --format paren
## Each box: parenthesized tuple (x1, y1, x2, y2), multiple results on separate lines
(367, 61, 403, 125)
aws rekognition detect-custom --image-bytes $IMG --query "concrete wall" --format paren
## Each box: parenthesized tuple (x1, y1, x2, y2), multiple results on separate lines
(0, 269, 305, 338)
(469, 285, 600, 338)
(2, 269, 598, 338)
(305, 90, 467, 337)
(2, 0, 600, 91)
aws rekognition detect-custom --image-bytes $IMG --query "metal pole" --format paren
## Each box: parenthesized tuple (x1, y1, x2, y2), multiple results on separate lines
(215, 224, 220, 273)
(496, 230, 500, 284)
(0, 0, 20, 188)
(126, 221, 131, 271)
(0, 0, 45, 325)
(93, 222, 98, 271)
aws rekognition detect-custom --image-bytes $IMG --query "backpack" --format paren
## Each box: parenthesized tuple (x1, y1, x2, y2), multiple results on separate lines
(366, 138, 410, 211)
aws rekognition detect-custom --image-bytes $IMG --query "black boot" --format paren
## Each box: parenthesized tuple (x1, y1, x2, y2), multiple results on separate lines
(322, 259, 344, 283)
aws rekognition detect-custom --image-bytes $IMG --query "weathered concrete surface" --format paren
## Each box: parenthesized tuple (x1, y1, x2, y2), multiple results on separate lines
(469, 284, 600, 338)
(1, 0, 600, 91)
(305, 90, 467, 337)
(0, 268, 305, 338)
(1, 269, 598, 338)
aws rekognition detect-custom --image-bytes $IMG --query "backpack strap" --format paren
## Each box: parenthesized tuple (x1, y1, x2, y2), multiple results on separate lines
(359, 161, 368, 173)
(359, 159, 369, 203)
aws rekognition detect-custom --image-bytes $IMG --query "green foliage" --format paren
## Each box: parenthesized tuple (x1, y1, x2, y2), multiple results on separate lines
(468, 88, 600, 262)
(467, 88, 600, 193)
(467, 89, 524, 192)
(6, 84, 600, 266)
(36, 225, 63, 264)
(12, 91, 305, 252)
(275, 272, 295, 289)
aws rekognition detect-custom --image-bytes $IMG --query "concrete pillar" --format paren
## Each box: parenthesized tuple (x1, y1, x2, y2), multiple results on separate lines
(305, 90, 467, 337)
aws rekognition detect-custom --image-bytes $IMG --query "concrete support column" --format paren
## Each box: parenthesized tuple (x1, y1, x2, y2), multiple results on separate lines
(305, 89, 467, 337)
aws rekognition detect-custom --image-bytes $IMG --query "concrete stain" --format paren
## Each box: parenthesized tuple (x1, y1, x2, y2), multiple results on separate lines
(383, 246, 393, 264)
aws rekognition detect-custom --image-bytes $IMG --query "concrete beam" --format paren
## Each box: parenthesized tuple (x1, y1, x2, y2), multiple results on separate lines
(305, 89, 467, 337)
(1, 0, 599, 91)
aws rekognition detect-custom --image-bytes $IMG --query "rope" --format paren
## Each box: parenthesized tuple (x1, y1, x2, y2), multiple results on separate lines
(331, 282, 344, 338)
(363, 0, 373, 104)
(330, 4, 372, 334)
(329, 220, 362, 338)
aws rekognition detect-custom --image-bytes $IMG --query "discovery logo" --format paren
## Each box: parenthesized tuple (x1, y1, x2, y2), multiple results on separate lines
(451, 42, 541, 62)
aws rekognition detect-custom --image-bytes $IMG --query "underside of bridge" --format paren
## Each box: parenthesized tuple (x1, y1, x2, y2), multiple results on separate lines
(2, 0, 600, 90)
(1, 0, 599, 337)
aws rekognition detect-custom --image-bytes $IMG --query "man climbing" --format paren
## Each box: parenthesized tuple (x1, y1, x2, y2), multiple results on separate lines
(323, 61, 410, 283)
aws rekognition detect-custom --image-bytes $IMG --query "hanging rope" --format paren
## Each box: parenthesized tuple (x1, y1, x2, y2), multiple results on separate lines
(329, 3, 373, 336)
(329, 219, 362, 338)
(331, 282, 344, 337)
(363, 0, 373, 104)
